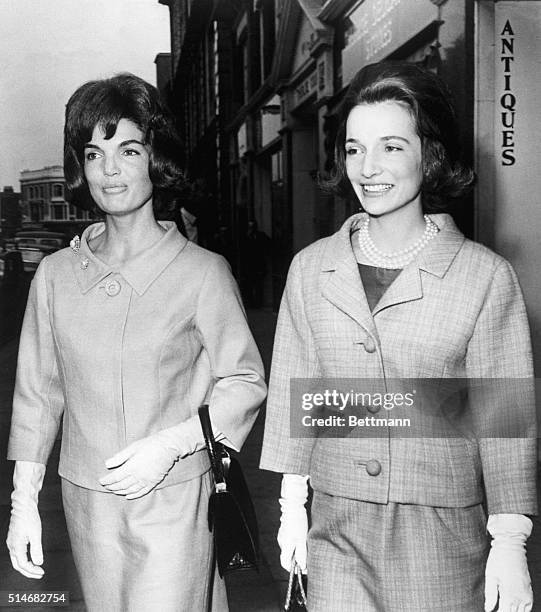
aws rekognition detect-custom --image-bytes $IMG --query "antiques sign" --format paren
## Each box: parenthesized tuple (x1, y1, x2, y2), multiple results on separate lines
(498, 18, 516, 165)
(341, 0, 438, 86)
(495, 3, 541, 169)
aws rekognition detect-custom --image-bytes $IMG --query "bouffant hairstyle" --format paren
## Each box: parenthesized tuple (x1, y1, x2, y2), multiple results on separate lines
(325, 61, 474, 211)
(64, 73, 185, 213)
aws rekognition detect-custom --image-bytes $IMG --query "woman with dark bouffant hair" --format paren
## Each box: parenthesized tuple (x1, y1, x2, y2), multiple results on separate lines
(325, 61, 475, 210)
(261, 61, 536, 611)
(64, 72, 185, 215)
(6, 73, 266, 611)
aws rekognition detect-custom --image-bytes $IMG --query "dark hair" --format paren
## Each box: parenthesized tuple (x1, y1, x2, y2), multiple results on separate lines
(324, 61, 474, 212)
(64, 73, 185, 213)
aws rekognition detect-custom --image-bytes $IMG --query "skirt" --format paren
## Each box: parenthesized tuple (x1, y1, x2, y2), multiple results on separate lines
(61, 471, 228, 612)
(307, 492, 489, 612)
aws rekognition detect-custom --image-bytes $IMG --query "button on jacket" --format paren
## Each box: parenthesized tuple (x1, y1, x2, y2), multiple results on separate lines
(260, 213, 537, 515)
(8, 221, 266, 490)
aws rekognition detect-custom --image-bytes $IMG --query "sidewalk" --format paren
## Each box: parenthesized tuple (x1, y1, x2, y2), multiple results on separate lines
(0, 308, 286, 612)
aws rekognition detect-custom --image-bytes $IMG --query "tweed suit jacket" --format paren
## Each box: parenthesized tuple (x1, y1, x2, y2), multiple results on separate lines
(8, 221, 266, 491)
(260, 213, 537, 514)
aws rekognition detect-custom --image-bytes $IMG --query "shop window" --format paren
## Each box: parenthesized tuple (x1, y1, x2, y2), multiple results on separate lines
(30, 202, 42, 222)
(52, 204, 65, 220)
(333, 18, 347, 92)
(242, 35, 249, 103)
(247, 3, 261, 92)
(260, 96, 281, 149)
(271, 150, 283, 185)
(233, 32, 250, 107)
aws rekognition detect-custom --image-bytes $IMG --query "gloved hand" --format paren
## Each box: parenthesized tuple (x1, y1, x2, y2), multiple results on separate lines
(277, 473, 309, 573)
(485, 513, 533, 612)
(6, 460, 46, 579)
(99, 416, 206, 499)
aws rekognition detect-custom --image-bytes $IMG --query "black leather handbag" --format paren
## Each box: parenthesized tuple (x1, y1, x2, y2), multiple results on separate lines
(198, 404, 259, 577)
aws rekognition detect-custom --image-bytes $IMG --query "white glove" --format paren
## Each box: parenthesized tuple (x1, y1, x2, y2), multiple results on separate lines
(99, 416, 209, 499)
(485, 513, 533, 612)
(6, 460, 46, 579)
(277, 474, 309, 573)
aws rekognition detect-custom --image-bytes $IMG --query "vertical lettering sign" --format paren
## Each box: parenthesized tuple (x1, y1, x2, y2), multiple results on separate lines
(499, 20, 516, 166)
(495, 4, 541, 172)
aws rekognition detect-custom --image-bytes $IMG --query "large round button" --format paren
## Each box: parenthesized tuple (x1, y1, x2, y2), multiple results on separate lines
(365, 459, 381, 476)
(366, 403, 381, 414)
(363, 337, 376, 353)
(105, 279, 121, 297)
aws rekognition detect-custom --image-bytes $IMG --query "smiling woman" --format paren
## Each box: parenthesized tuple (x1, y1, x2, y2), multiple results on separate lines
(6, 74, 266, 611)
(260, 61, 537, 612)
(344, 101, 424, 220)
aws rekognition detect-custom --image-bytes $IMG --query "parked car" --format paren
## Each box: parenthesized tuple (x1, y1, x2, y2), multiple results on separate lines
(6, 230, 68, 272)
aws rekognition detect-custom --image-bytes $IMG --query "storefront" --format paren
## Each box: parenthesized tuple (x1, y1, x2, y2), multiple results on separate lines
(224, 0, 540, 326)
(228, 0, 475, 308)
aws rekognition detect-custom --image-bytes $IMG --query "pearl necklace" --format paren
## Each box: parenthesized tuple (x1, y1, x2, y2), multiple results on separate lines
(357, 214, 439, 269)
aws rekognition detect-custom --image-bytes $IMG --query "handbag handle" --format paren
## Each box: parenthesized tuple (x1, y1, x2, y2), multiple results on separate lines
(198, 404, 227, 491)
(284, 560, 307, 610)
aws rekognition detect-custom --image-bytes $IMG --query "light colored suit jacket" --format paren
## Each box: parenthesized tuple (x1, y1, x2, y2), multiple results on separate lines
(260, 213, 537, 514)
(8, 221, 266, 490)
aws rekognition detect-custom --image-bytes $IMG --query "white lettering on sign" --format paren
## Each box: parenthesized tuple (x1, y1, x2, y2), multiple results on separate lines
(370, 0, 402, 27)
(345, 0, 401, 60)
(342, 0, 435, 85)
(500, 19, 516, 166)
(365, 20, 393, 60)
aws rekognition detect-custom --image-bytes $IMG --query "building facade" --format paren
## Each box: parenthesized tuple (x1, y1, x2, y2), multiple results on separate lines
(161, 0, 471, 306)
(161, 0, 541, 373)
(20, 165, 91, 231)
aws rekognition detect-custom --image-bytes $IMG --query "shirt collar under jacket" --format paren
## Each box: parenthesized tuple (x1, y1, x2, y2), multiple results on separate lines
(71, 220, 188, 296)
(321, 212, 466, 279)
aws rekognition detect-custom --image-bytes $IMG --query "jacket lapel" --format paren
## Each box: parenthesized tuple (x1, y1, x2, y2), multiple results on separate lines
(416, 214, 465, 278)
(372, 214, 465, 314)
(320, 214, 378, 337)
(371, 265, 423, 315)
